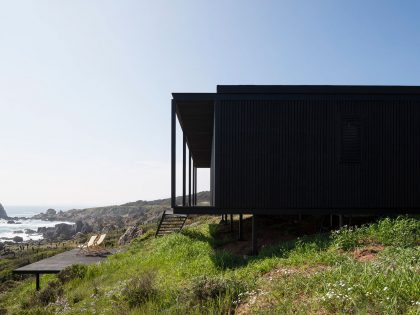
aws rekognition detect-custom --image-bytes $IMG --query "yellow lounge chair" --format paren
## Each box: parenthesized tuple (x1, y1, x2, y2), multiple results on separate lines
(86, 234, 109, 256)
(77, 235, 98, 255)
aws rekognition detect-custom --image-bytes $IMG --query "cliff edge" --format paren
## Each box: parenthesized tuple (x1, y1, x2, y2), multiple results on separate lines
(0, 203, 8, 219)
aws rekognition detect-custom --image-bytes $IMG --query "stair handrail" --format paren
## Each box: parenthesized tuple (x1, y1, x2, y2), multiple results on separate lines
(179, 215, 188, 230)
(155, 210, 167, 237)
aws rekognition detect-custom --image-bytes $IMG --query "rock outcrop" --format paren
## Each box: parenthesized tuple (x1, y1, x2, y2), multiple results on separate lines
(46, 208, 57, 216)
(13, 236, 23, 243)
(37, 221, 95, 241)
(0, 203, 8, 219)
(118, 226, 144, 245)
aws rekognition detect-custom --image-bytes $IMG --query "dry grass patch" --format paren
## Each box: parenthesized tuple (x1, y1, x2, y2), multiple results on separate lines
(235, 264, 333, 314)
(265, 264, 332, 281)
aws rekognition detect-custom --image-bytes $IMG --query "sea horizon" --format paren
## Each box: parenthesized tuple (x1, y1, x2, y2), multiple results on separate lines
(3, 205, 92, 218)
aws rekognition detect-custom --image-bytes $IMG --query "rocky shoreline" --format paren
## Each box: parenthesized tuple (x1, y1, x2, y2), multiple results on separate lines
(1, 191, 210, 244)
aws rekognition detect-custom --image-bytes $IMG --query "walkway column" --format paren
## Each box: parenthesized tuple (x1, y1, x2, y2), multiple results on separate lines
(252, 215, 258, 255)
(230, 214, 233, 232)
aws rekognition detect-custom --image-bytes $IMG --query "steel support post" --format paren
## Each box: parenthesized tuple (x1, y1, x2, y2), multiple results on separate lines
(182, 134, 186, 206)
(194, 167, 197, 205)
(171, 100, 176, 208)
(36, 273, 40, 291)
(238, 214, 244, 241)
(252, 215, 258, 255)
(189, 151, 192, 206)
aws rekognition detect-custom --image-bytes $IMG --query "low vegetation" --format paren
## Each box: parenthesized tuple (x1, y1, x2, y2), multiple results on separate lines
(0, 243, 71, 290)
(0, 216, 418, 314)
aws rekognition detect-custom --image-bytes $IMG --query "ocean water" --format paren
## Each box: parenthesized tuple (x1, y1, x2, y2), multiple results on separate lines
(0, 218, 73, 242)
(0, 205, 73, 242)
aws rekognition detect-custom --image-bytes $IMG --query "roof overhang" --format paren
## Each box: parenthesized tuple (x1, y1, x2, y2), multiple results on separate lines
(172, 85, 420, 168)
(172, 93, 215, 168)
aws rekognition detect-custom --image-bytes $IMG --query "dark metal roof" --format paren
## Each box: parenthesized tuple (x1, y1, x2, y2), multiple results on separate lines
(217, 85, 420, 95)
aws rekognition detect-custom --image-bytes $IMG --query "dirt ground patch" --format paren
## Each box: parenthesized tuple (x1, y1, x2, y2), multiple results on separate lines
(214, 215, 320, 256)
(353, 245, 384, 262)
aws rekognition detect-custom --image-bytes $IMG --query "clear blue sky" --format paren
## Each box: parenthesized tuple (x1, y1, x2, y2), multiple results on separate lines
(1, 1, 419, 207)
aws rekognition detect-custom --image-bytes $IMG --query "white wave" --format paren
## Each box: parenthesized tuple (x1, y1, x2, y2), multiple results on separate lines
(0, 218, 73, 242)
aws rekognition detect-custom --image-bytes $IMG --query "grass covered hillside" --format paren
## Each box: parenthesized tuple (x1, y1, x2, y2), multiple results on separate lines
(1, 216, 419, 314)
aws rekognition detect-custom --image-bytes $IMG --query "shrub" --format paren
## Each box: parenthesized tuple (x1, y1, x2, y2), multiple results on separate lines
(0, 280, 17, 293)
(190, 275, 243, 302)
(122, 270, 157, 308)
(36, 281, 63, 306)
(57, 264, 87, 284)
(332, 216, 420, 250)
(373, 217, 419, 247)
(331, 226, 364, 250)
(71, 292, 84, 304)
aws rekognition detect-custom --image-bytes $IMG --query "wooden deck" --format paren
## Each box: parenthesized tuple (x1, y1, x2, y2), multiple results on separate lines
(14, 248, 111, 290)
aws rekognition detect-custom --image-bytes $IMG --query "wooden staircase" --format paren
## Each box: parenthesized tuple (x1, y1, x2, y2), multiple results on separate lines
(155, 210, 188, 237)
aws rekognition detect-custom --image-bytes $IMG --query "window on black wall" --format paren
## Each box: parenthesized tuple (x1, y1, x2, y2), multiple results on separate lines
(340, 115, 361, 164)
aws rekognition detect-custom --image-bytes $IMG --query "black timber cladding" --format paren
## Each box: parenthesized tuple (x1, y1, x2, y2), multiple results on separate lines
(173, 86, 420, 214)
(215, 94, 420, 212)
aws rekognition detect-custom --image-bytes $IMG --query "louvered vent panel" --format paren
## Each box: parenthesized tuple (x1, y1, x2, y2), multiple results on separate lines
(341, 115, 361, 164)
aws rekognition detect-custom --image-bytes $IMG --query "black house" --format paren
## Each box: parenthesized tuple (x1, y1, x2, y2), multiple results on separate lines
(171, 85, 420, 218)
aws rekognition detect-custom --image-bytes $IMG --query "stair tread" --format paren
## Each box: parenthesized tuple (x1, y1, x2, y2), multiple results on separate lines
(159, 228, 182, 230)
(155, 210, 188, 237)
(161, 222, 185, 225)
(163, 217, 186, 219)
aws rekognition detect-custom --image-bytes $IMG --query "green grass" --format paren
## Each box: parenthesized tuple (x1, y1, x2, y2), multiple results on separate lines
(0, 245, 71, 290)
(0, 216, 419, 314)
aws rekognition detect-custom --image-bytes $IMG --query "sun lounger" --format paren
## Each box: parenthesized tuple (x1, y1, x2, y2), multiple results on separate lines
(85, 234, 110, 256)
(77, 235, 98, 255)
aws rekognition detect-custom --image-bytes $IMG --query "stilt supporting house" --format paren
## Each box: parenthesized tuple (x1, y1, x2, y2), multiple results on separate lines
(252, 215, 258, 255)
(238, 214, 244, 241)
(339, 215, 344, 228)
